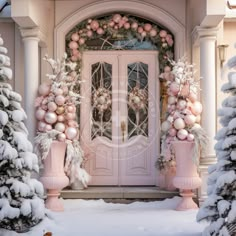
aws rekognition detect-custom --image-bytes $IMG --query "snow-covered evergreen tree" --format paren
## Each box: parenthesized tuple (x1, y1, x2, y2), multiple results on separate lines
(0, 35, 45, 232)
(197, 55, 236, 235)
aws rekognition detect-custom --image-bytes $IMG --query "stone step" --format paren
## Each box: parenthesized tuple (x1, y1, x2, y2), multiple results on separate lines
(61, 187, 179, 202)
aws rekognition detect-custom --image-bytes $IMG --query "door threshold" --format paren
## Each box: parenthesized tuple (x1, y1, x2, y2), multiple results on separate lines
(61, 186, 179, 201)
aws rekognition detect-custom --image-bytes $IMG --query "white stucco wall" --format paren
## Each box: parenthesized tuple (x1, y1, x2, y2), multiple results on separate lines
(55, 0, 186, 27)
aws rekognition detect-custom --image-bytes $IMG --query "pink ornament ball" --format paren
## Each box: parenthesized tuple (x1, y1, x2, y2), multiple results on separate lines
(177, 129, 188, 140)
(159, 30, 167, 38)
(87, 30, 93, 38)
(124, 22, 130, 29)
(71, 33, 79, 41)
(57, 115, 65, 122)
(187, 133, 195, 141)
(131, 22, 138, 30)
(36, 109, 46, 121)
(67, 106, 74, 113)
(65, 127, 78, 140)
(173, 117, 185, 130)
(184, 114, 196, 126)
(69, 41, 78, 49)
(45, 112, 57, 124)
(57, 133, 66, 142)
(62, 86, 69, 95)
(66, 112, 74, 120)
(38, 83, 51, 96)
(138, 27, 144, 34)
(68, 120, 78, 127)
(55, 95, 66, 106)
(38, 121, 46, 132)
(47, 102, 57, 112)
(45, 124, 52, 131)
(79, 38, 85, 45)
(170, 82, 180, 95)
(168, 128, 177, 137)
(144, 23, 152, 32)
(149, 29, 157, 37)
(54, 122, 66, 132)
(71, 55, 78, 62)
(109, 21, 115, 27)
(161, 121, 171, 132)
(97, 28, 104, 35)
(188, 92, 198, 103)
(90, 20, 99, 31)
(112, 14, 122, 23)
(190, 101, 203, 116)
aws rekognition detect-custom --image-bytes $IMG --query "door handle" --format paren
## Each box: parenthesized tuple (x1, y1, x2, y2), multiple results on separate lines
(121, 121, 126, 142)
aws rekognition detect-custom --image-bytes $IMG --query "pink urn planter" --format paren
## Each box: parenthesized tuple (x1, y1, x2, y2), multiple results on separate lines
(171, 141, 202, 211)
(40, 141, 69, 211)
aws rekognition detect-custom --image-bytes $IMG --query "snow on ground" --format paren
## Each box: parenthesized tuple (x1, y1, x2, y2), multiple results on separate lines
(0, 197, 207, 236)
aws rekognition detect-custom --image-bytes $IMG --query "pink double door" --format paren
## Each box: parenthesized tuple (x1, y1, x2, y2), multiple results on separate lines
(80, 51, 159, 186)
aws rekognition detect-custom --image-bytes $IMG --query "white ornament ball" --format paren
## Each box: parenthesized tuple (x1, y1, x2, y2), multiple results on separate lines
(55, 95, 66, 106)
(98, 96, 106, 105)
(38, 83, 51, 96)
(65, 127, 78, 140)
(196, 115, 201, 123)
(187, 133, 195, 141)
(168, 96, 176, 105)
(177, 99, 187, 110)
(184, 114, 196, 126)
(161, 121, 171, 132)
(173, 117, 185, 130)
(177, 129, 188, 140)
(38, 121, 46, 131)
(54, 88, 63, 96)
(131, 22, 138, 29)
(191, 101, 203, 116)
(54, 122, 66, 132)
(45, 112, 57, 124)
(36, 109, 46, 121)
(57, 133, 66, 142)
(133, 96, 141, 104)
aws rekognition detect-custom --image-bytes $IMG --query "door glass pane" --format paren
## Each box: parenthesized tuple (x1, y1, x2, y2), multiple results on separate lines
(91, 62, 112, 140)
(127, 62, 148, 139)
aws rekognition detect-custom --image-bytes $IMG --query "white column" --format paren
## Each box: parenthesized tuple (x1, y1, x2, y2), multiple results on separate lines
(20, 28, 40, 143)
(192, 27, 218, 204)
(200, 35, 217, 158)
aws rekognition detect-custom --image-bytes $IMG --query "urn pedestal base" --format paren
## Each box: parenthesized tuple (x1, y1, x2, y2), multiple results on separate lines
(171, 141, 202, 211)
(40, 141, 69, 212)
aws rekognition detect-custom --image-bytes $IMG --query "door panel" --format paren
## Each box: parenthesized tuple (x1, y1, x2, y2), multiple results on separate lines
(81, 51, 158, 186)
(81, 54, 119, 185)
(119, 54, 157, 185)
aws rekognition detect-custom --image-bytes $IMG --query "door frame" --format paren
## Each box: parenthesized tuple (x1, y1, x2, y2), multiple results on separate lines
(80, 50, 160, 186)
